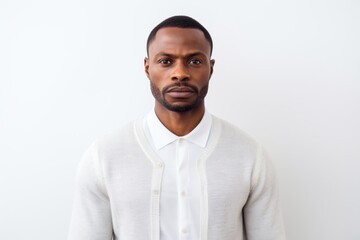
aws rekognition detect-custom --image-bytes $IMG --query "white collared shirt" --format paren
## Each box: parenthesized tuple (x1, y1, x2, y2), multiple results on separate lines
(69, 114, 286, 240)
(143, 110, 212, 240)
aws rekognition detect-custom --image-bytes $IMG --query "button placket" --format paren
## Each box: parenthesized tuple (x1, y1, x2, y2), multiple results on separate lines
(177, 138, 190, 239)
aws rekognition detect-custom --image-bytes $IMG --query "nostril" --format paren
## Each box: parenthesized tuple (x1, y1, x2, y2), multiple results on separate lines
(171, 71, 190, 81)
(171, 75, 190, 81)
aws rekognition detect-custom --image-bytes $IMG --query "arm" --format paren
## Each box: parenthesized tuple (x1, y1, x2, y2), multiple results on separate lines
(68, 142, 113, 240)
(243, 145, 286, 240)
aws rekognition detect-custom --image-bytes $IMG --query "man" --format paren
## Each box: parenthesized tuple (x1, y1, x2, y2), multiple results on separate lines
(68, 15, 286, 240)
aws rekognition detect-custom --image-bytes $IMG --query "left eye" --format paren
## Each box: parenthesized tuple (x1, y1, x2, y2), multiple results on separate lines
(189, 59, 201, 65)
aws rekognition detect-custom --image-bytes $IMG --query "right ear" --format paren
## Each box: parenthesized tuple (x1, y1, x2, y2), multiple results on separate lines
(144, 57, 150, 79)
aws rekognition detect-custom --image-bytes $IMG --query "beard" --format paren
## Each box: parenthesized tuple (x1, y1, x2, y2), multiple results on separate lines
(150, 82, 208, 113)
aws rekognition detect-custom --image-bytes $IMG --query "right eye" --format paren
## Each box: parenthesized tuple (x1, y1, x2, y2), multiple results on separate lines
(158, 58, 172, 65)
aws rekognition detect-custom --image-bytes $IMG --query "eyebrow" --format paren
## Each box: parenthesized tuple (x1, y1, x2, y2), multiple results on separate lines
(154, 51, 207, 59)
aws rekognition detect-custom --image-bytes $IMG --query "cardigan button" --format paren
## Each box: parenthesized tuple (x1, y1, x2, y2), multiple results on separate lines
(153, 189, 159, 195)
(181, 228, 188, 234)
(156, 162, 163, 168)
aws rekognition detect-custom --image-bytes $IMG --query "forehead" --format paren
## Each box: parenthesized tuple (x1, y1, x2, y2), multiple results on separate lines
(148, 27, 211, 57)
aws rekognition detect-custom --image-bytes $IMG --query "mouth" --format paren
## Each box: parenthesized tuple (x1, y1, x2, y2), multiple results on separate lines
(166, 86, 196, 98)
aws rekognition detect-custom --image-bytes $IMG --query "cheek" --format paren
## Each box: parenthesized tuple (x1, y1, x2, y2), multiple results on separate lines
(150, 81, 160, 96)
(149, 68, 169, 87)
(196, 71, 211, 85)
(148, 66, 160, 79)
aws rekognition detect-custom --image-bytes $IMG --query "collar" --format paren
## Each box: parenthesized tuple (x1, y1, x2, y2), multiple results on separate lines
(145, 110, 212, 150)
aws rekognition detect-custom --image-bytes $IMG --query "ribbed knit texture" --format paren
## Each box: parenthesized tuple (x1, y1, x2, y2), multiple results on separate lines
(68, 115, 286, 240)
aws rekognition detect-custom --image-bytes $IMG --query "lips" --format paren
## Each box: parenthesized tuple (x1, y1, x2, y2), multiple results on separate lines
(166, 86, 196, 98)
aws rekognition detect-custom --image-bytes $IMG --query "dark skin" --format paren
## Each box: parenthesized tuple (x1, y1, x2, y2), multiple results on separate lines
(144, 27, 215, 136)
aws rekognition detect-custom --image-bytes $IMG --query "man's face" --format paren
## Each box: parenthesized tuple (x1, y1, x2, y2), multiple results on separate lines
(145, 27, 215, 113)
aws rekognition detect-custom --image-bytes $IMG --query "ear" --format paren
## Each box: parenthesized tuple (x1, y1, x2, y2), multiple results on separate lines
(144, 57, 150, 79)
(210, 59, 215, 76)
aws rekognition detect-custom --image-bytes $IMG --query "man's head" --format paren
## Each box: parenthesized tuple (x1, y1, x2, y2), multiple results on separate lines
(145, 15, 215, 113)
(146, 15, 213, 57)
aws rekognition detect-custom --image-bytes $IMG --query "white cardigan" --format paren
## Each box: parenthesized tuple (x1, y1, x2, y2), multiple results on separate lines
(68, 115, 286, 240)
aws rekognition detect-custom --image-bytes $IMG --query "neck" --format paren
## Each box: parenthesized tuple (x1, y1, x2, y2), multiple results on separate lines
(154, 103, 205, 136)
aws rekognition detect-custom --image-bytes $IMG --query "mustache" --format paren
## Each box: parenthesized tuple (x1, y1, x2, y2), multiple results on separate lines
(163, 82, 198, 93)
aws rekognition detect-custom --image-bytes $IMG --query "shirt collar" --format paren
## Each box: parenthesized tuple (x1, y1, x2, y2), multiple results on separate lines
(146, 110, 212, 150)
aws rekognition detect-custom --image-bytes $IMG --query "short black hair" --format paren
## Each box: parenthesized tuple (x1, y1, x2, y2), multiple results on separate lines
(146, 15, 213, 56)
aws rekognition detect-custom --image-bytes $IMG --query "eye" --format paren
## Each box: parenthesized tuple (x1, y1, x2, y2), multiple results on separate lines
(158, 58, 172, 65)
(189, 58, 202, 65)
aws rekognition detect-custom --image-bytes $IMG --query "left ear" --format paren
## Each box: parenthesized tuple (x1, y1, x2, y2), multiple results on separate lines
(210, 59, 215, 76)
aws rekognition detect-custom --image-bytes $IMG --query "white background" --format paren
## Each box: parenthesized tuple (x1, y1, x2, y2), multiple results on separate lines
(1, 0, 359, 239)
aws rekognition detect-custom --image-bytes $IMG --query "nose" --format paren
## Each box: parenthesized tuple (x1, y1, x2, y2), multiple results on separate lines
(171, 62, 190, 81)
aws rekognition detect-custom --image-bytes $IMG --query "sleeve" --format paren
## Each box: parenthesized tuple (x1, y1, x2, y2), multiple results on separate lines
(243, 145, 286, 240)
(68, 142, 114, 240)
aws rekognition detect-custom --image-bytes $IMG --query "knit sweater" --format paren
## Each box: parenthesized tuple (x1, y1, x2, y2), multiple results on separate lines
(68, 115, 286, 240)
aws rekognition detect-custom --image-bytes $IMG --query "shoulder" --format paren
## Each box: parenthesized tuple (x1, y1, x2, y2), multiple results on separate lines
(87, 120, 140, 159)
(99, 121, 135, 146)
(212, 115, 260, 149)
(210, 115, 273, 181)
